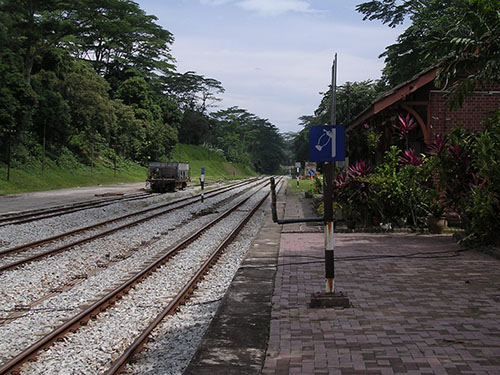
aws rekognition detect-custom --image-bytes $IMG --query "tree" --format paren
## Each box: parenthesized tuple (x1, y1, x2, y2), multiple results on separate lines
(0, 0, 175, 84)
(0, 0, 83, 83)
(292, 117, 313, 164)
(211, 107, 254, 164)
(0, 21, 36, 179)
(30, 49, 74, 153)
(31, 69, 71, 171)
(357, 0, 468, 86)
(435, 0, 500, 106)
(356, 0, 500, 99)
(251, 119, 285, 174)
(165, 71, 225, 147)
(63, 63, 116, 169)
(162, 71, 225, 112)
(210, 107, 285, 173)
(72, 0, 175, 84)
(178, 110, 212, 145)
(115, 76, 178, 162)
(356, 0, 420, 27)
(110, 99, 144, 161)
(158, 95, 183, 133)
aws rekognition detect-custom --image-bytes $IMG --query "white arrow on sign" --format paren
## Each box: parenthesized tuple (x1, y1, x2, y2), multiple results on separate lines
(314, 128, 336, 158)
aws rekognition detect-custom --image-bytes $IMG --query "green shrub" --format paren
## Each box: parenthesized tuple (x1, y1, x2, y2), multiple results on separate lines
(429, 113, 500, 245)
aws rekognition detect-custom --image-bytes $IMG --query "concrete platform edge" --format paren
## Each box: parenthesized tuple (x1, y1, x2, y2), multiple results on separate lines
(183, 205, 282, 375)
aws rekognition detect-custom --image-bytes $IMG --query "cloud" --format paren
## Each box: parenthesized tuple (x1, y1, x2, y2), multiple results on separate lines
(236, 0, 318, 16)
(199, 0, 233, 5)
(171, 35, 387, 132)
(199, 0, 319, 16)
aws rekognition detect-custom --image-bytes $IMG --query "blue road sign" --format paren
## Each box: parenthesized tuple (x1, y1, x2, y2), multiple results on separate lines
(309, 125, 345, 162)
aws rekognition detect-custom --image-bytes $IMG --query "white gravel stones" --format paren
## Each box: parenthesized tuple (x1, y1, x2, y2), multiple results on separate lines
(0, 181, 257, 318)
(0, 179, 270, 374)
(127, 208, 268, 375)
(0, 191, 179, 250)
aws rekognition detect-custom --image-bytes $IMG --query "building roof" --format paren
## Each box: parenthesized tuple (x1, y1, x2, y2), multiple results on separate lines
(347, 66, 438, 131)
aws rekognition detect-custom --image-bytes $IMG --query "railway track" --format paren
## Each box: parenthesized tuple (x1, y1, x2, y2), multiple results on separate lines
(0, 179, 233, 227)
(0, 177, 281, 375)
(0, 177, 265, 329)
(0, 191, 157, 227)
(0, 178, 260, 273)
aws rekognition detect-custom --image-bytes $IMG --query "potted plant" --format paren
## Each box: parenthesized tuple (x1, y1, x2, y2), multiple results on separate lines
(426, 193, 447, 234)
(342, 202, 360, 230)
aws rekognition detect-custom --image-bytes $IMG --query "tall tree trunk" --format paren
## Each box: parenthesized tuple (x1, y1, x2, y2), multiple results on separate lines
(23, 49, 35, 83)
(42, 120, 46, 174)
(24, 0, 36, 84)
(7, 134, 11, 182)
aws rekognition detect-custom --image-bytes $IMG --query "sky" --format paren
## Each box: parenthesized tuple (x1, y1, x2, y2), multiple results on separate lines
(136, 0, 404, 134)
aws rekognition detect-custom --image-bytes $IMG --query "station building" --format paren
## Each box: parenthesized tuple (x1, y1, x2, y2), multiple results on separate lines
(347, 66, 500, 154)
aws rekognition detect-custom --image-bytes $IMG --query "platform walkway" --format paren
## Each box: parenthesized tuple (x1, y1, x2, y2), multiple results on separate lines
(186, 184, 500, 375)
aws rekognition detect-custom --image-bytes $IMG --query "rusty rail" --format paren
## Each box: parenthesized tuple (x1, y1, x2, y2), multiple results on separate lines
(105, 184, 273, 375)
(0, 178, 260, 272)
(0, 192, 157, 227)
(0, 178, 274, 375)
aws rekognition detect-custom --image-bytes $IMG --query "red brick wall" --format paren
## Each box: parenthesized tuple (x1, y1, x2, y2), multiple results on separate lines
(429, 90, 500, 140)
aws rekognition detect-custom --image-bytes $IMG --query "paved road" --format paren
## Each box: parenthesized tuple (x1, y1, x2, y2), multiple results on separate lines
(0, 182, 147, 215)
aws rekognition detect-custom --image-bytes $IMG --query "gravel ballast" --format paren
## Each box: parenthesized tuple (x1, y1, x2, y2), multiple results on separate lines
(0, 180, 271, 374)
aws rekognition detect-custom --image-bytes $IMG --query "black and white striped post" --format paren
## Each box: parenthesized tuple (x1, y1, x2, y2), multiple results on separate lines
(310, 53, 349, 308)
(324, 53, 337, 294)
(200, 167, 205, 202)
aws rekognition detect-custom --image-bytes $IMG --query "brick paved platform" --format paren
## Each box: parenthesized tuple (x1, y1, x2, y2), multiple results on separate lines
(187, 182, 500, 375)
(262, 232, 500, 375)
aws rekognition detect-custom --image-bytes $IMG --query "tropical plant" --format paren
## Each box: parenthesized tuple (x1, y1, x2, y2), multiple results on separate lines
(399, 148, 422, 167)
(365, 125, 382, 161)
(364, 146, 434, 228)
(333, 160, 373, 225)
(428, 114, 500, 244)
(393, 113, 417, 149)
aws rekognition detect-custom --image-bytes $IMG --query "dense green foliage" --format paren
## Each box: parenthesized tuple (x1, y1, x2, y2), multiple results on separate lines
(209, 107, 285, 173)
(356, 0, 500, 105)
(0, 0, 285, 183)
(329, 115, 500, 244)
(429, 115, 500, 244)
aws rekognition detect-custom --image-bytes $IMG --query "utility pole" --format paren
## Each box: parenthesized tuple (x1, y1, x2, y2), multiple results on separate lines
(324, 53, 337, 294)
(330, 53, 337, 127)
(346, 82, 351, 162)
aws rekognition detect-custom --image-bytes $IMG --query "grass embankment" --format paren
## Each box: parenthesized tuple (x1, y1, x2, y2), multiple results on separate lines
(0, 144, 258, 195)
(171, 143, 257, 181)
(287, 177, 318, 195)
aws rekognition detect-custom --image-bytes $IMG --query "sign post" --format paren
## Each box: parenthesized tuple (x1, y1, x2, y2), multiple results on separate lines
(308, 54, 349, 307)
(309, 125, 345, 293)
(295, 162, 301, 186)
(200, 167, 205, 202)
